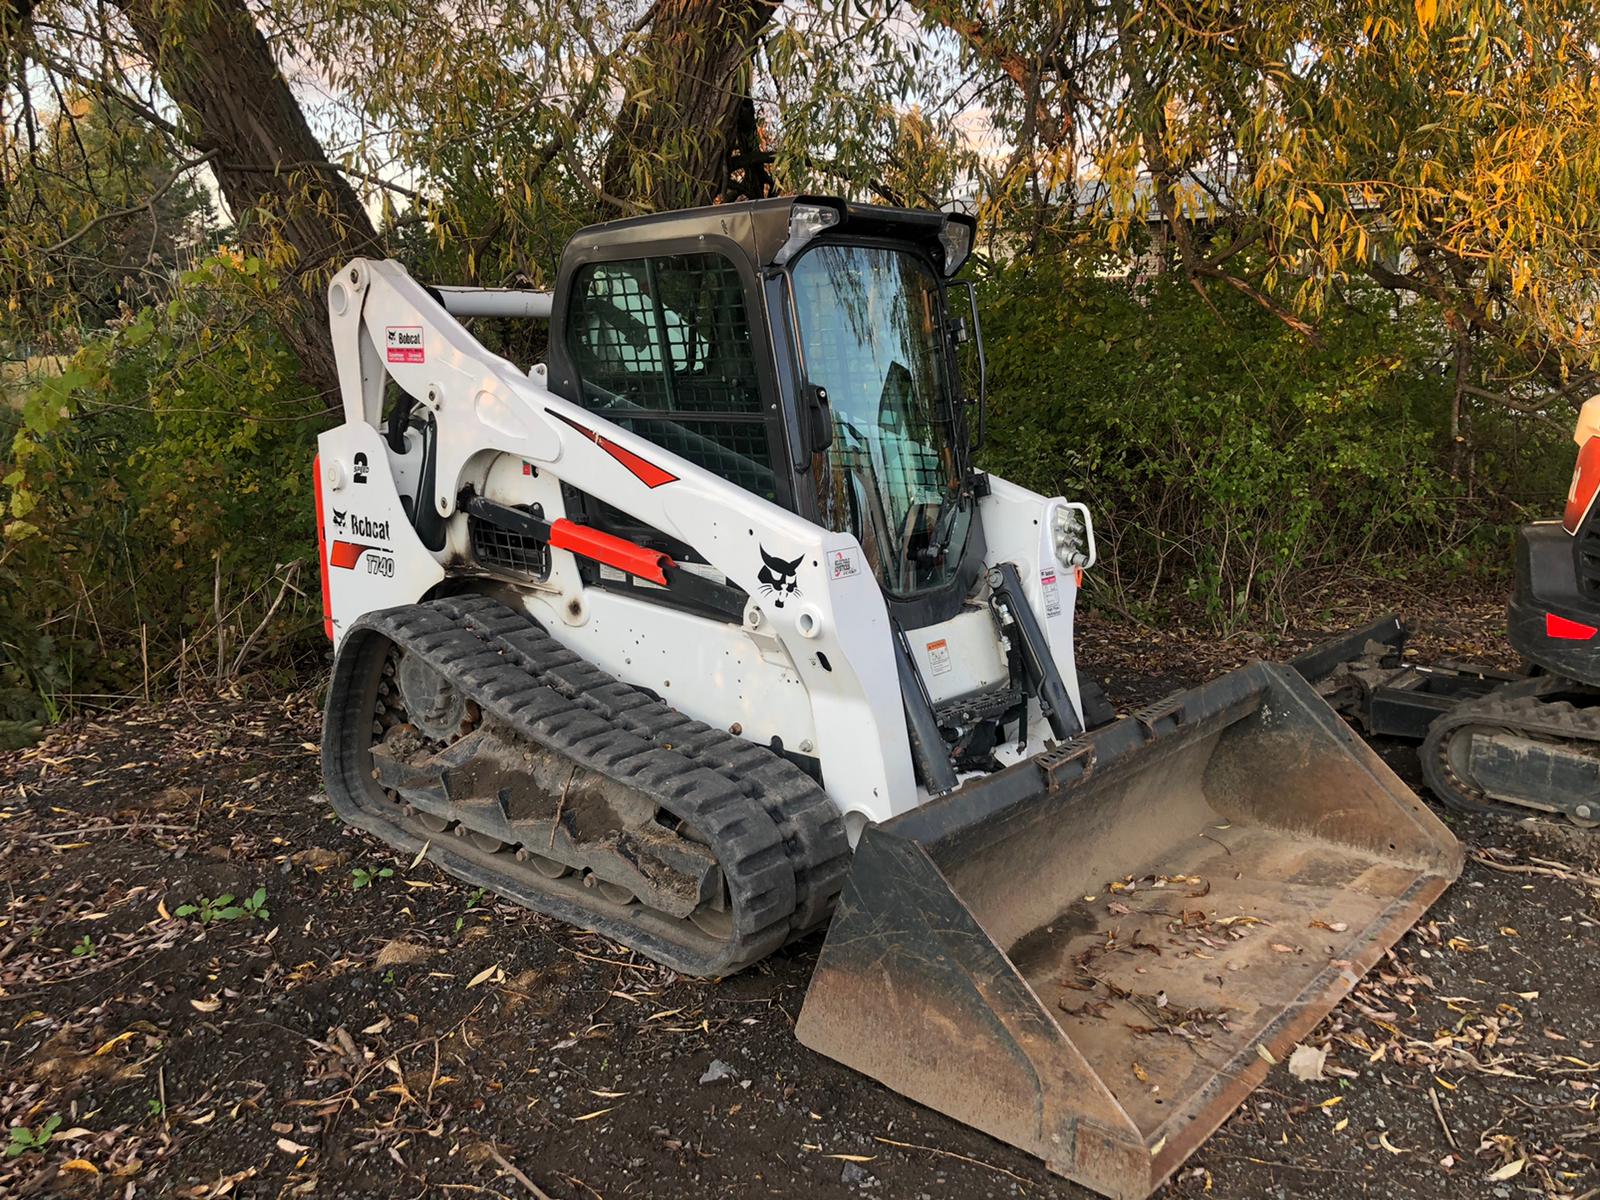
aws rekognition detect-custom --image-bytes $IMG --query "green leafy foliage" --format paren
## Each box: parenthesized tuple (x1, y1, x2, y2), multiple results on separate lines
(976, 256, 1569, 627)
(241, 886, 270, 921)
(175, 885, 268, 925)
(351, 866, 394, 891)
(1, 253, 331, 734)
(6, 1114, 61, 1157)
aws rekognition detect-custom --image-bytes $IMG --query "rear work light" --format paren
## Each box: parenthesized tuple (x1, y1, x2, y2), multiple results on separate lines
(1562, 396, 1600, 534)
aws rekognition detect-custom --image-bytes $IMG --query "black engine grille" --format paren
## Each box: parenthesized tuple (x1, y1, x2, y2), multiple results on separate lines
(470, 508, 549, 579)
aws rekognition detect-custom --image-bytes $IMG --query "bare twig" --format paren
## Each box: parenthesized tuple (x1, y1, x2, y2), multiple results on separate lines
(873, 1136, 1034, 1189)
(229, 561, 303, 675)
(213, 553, 226, 685)
(41, 149, 221, 255)
(484, 1144, 556, 1200)
(1429, 1086, 1459, 1151)
(549, 765, 578, 850)
(1472, 850, 1600, 890)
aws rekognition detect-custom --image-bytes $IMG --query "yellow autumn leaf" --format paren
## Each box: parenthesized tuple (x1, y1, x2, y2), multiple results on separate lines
(93, 1031, 136, 1056)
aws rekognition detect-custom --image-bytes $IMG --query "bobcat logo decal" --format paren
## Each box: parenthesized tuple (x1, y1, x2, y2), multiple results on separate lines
(757, 547, 804, 609)
(331, 508, 347, 531)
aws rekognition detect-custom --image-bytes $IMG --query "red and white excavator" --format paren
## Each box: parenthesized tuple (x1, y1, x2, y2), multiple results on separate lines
(313, 196, 1460, 1199)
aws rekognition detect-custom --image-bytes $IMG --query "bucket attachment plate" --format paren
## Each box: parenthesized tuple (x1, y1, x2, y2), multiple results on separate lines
(796, 662, 1461, 1200)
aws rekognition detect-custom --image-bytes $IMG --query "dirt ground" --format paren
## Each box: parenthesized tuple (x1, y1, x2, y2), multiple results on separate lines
(1, 582, 1596, 1200)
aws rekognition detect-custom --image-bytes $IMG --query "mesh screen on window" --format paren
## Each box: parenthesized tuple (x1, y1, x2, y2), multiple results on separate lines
(569, 254, 774, 500)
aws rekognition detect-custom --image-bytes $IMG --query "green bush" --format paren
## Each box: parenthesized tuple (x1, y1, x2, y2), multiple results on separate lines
(1, 253, 332, 738)
(975, 258, 1570, 628)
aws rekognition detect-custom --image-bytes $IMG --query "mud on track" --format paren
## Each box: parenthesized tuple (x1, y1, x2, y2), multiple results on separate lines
(1, 590, 1597, 1199)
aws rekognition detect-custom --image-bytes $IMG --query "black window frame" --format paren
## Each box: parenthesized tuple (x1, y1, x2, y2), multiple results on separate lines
(550, 239, 797, 539)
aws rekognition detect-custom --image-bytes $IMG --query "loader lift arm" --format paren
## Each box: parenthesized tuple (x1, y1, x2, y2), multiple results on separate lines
(321, 257, 920, 828)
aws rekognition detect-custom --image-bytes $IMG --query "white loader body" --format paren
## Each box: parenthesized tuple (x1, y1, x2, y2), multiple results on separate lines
(316, 256, 1091, 832)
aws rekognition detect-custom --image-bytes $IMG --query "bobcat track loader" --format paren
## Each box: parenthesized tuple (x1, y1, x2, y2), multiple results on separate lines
(314, 197, 1461, 1198)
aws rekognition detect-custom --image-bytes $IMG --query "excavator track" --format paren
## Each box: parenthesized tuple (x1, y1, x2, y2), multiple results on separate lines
(1421, 676, 1600, 828)
(322, 594, 850, 974)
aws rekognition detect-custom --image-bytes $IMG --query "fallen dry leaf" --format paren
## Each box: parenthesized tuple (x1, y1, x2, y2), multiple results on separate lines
(93, 1031, 136, 1057)
(374, 940, 433, 969)
(1287, 1043, 1327, 1082)
(291, 846, 344, 870)
(1487, 1158, 1526, 1182)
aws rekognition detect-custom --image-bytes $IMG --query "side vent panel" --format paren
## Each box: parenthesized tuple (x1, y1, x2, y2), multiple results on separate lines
(470, 505, 550, 579)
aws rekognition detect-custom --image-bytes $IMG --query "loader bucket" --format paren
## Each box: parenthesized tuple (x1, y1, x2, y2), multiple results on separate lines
(796, 661, 1461, 1200)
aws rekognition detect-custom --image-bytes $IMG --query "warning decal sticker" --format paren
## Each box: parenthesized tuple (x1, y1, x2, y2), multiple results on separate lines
(386, 325, 425, 363)
(926, 638, 952, 676)
(1040, 568, 1062, 618)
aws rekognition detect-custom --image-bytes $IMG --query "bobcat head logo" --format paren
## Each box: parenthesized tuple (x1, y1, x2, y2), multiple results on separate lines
(332, 508, 347, 531)
(757, 547, 804, 609)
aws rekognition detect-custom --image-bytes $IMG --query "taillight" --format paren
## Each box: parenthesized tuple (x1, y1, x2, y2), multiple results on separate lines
(1563, 397, 1600, 534)
(1546, 611, 1599, 640)
(313, 454, 334, 640)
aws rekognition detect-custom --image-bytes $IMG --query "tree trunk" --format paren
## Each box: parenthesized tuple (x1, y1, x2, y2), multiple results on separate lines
(116, 0, 381, 399)
(602, 0, 781, 212)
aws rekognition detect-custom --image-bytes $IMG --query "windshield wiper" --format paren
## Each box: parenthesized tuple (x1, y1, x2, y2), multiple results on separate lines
(917, 486, 965, 564)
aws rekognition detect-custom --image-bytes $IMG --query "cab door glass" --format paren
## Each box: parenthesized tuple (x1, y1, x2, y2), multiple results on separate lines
(568, 254, 777, 501)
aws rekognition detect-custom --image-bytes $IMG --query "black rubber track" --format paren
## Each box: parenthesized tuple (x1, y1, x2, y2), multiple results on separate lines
(1420, 674, 1600, 826)
(322, 595, 850, 975)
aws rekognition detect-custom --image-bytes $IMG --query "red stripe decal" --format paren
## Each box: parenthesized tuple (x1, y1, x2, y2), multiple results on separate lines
(330, 540, 377, 570)
(549, 409, 678, 489)
(313, 455, 333, 640)
(549, 518, 672, 586)
(1545, 611, 1598, 640)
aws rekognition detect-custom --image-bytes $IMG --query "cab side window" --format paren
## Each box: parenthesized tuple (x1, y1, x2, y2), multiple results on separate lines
(567, 253, 777, 501)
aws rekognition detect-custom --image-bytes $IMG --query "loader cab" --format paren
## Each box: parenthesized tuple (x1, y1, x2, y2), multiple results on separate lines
(545, 196, 987, 625)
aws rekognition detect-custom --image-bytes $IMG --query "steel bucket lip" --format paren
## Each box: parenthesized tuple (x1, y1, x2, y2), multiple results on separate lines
(881, 660, 1276, 854)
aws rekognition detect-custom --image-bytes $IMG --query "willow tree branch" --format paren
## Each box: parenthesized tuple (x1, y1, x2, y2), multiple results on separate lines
(41, 148, 219, 255)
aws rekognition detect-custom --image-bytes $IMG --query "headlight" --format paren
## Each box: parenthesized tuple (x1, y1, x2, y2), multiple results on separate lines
(1051, 503, 1096, 569)
(937, 214, 974, 276)
(773, 202, 842, 265)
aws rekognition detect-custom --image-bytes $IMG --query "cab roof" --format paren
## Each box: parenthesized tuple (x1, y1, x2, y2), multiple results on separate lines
(563, 195, 975, 276)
